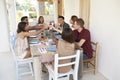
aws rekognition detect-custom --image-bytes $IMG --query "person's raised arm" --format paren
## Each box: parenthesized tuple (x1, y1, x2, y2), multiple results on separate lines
(24, 26, 48, 37)
(51, 26, 62, 34)
(28, 25, 46, 30)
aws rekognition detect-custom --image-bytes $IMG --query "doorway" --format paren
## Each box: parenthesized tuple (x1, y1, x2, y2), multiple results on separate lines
(58, 0, 64, 16)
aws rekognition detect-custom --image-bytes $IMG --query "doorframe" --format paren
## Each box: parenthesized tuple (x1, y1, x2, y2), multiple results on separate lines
(80, 0, 90, 29)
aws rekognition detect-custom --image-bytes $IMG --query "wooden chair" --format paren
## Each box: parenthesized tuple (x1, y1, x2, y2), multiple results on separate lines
(83, 42, 99, 74)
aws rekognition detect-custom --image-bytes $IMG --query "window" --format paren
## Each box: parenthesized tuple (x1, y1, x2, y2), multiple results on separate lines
(16, 0, 39, 23)
(39, 1, 54, 15)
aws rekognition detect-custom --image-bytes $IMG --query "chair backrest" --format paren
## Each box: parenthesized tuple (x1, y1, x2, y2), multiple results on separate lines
(54, 50, 81, 77)
(91, 42, 99, 59)
(9, 33, 16, 61)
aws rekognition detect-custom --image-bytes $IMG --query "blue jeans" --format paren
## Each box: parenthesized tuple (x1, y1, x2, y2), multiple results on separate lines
(83, 53, 88, 60)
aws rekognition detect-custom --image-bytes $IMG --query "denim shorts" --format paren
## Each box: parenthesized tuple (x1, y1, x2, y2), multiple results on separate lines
(83, 53, 88, 60)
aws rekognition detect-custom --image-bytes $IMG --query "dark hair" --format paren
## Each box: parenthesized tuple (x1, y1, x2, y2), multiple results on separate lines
(62, 28, 74, 43)
(21, 16, 28, 21)
(17, 22, 27, 33)
(71, 15, 78, 24)
(76, 18, 84, 27)
(58, 16, 64, 20)
(38, 16, 44, 24)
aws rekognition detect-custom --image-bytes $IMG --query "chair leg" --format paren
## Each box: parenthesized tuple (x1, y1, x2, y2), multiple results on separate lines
(94, 60, 96, 74)
(73, 74, 77, 80)
(67, 75, 70, 80)
(16, 64, 19, 80)
(49, 74, 52, 80)
(67, 74, 70, 80)
(29, 62, 34, 76)
(54, 75, 58, 80)
(87, 62, 89, 68)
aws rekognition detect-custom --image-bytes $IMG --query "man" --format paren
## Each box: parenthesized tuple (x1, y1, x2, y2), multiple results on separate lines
(51, 16, 70, 34)
(73, 18, 93, 80)
(21, 16, 29, 25)
(73, 18, 92, 59)
(58, 16, 70, 31)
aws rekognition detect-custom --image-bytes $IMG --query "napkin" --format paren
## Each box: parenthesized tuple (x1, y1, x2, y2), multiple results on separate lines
(29, 40, 40, 44)
(47, 45, 56, 51)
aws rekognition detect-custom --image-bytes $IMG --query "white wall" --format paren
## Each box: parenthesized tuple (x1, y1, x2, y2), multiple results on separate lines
(0, 0, 10, 52)
(0, 52, 16, 80)
(7, 0, 17, 33)
(90, 0, 120, 80)
(63, 0, 80, 24)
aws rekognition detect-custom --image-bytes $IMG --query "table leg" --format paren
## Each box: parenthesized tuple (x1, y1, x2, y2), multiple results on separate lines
(78, 50, 83, 80)
(33, 57, 41, 80)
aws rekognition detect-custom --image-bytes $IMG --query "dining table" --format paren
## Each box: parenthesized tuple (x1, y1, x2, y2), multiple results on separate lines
(29, 30, 83, 80)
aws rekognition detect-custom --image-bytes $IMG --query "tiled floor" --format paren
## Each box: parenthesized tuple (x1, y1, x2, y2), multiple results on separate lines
(0, 53, 108, 80)
(21, 70, 108, 80)
(18, 61, 108, 80)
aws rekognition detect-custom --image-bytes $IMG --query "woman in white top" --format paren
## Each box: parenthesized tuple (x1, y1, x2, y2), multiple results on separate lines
(14, 22, 48, 58)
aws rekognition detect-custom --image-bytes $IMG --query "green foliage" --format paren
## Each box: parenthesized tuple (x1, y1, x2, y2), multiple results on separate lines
(16, 0, 38, 23)
(16, 2, 20, 6)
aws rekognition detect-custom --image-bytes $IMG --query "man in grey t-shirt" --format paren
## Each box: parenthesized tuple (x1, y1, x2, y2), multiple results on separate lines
(58, 16, 70, 31)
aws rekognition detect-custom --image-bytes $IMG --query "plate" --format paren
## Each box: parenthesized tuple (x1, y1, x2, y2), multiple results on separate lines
(29, 40, 40, 44)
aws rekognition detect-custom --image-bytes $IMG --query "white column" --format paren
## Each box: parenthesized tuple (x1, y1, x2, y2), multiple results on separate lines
(7, 0, 17, 33)
(53, 0, 58, 23)
(79, 0, 90, 29)
(0, 0, 10, 52)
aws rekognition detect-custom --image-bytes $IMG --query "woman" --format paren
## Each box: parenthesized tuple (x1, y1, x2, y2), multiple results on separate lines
(37, 16, 47, 26)
(70, 15, 78, 30)
(14, 22, 48, 58)
(52, 28, 75, 73)
(35, 16, 46, 29)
